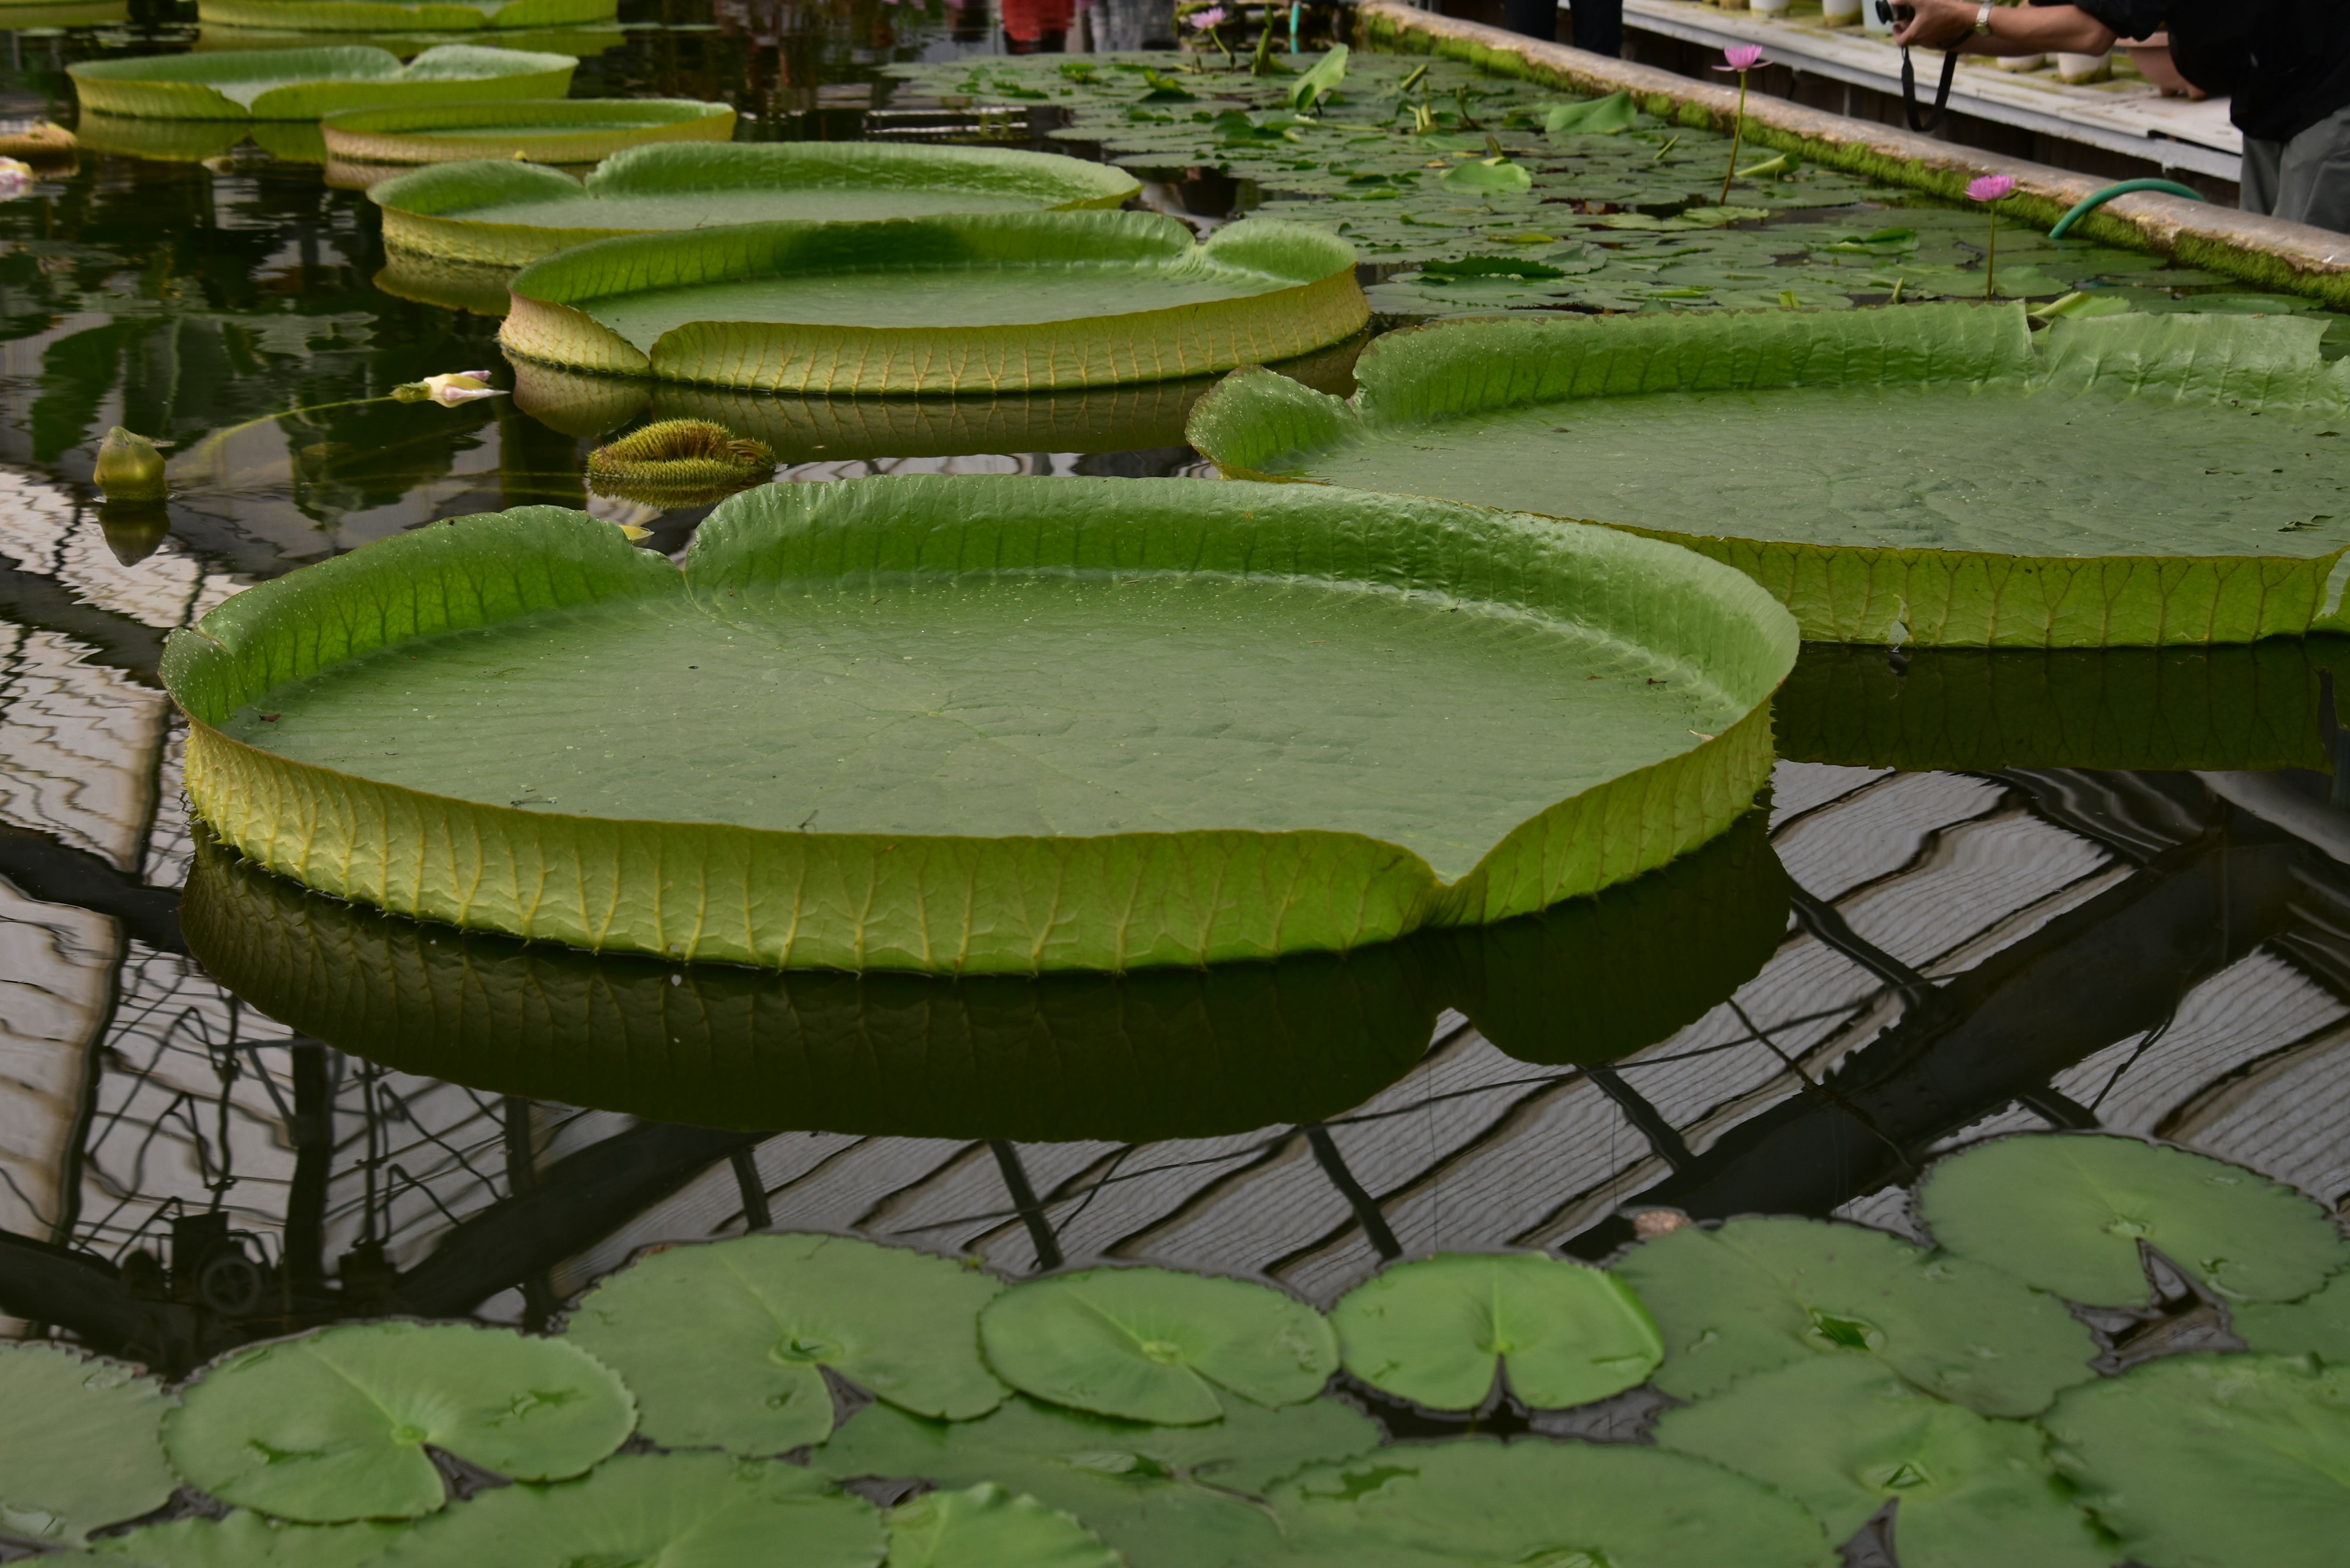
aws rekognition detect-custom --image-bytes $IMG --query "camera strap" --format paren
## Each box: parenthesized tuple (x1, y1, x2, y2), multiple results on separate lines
(1899, 46, 1960, 133)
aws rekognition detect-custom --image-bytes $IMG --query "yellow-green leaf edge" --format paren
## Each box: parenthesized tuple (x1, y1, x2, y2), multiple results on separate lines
(197, 0, 613, 31)
(69, 43, 577, 121)
(326, 97, 734, 168)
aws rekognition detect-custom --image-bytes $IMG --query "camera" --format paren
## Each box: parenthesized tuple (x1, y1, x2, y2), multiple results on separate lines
(1876, 1, 1916, 22)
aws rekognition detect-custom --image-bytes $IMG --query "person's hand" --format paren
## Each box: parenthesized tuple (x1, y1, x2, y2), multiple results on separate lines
(1890, 0, 1982, 49)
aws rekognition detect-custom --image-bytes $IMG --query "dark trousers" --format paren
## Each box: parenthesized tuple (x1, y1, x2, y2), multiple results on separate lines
(1501, 0, 1621, 55)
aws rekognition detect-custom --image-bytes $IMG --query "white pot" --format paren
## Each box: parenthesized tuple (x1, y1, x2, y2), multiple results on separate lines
(1751, 0, 1789, 13)
(1994, 53, 2046, 71)
(1821, 0, 1862, 21)
(2056, 50, 2112, 84)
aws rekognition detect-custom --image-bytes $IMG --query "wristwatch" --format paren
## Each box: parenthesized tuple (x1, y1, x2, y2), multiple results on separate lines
(1974, 2, 1995, 34)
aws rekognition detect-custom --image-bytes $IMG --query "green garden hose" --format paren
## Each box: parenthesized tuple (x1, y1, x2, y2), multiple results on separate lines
(2049, 177, 2206, 238)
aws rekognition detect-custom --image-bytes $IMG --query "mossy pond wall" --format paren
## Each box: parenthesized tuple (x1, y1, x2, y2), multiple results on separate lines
(0, 6, 2348, 1566)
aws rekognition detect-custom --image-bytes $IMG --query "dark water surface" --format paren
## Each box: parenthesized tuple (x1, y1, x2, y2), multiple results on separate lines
(0, 6, 2346, 1544)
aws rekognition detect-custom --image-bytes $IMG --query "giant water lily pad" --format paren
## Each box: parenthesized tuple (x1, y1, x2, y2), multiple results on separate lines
(1654, 1357, 2109, 1568)
(1916, 1133, 2349, 1308)
(2042, 1353, 2350, 1568)
(1612, 1217, 2098, 1416)
(326, 99, 733, 166)
(162, 1321, 634, 1522)
(89, 1514, 403, 1567)
(0, 1344, 178, 1545)
(1270, 1436, 1836, 1567)
(373, 1451, 883, 1567)
(198, 0, 613, 32)
(498, 212, 1367, 394)
(885, 1484, 1117, 1568)
(564, 1233, 1008, 1453)
(375, 141, 1141, 265)
(978, 1266, 1335, 1424)
(160, 477, 1794, 974)
(815, 1393, 1381, 1568)
(70, 44, 575, 120)
(1329, 1252, 1662, 1410)
(1187, 305, 2350, 647)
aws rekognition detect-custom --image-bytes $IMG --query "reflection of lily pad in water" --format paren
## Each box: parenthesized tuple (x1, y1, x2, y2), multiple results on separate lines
(1653, 1357, 2109, 1568)
(564, 1233, 1009, 1454)
(197, 0, 614, 32)
(162, 1321, 634, 1522)
(73, 113, 252, 163)
(1917, 1132, 2349, 1308)
(375, 141, 1142, 265)
(70, 44, 576, 121)
(0, 1344, 179, 1546)
(375, 247, 515, 315)
(195, 21, 624, 56)
(500, 212, 1368, 394)
(1777, 638, 2350, 772)
(2041, 1353, 2350, 1568)
(325, 97, 733, 166)
(1612, 1216, 2098, 1416)
(979, 1267, 1337, 1424)
(1189, 304, 2350, 646)
(163, 479, 1792, 973)
(1330, 1253, 1663, 1411)
(371, 1451, 882, 1568)
(815, 1394, 1382, 1568)
(1269, 1436, 1835, 1568)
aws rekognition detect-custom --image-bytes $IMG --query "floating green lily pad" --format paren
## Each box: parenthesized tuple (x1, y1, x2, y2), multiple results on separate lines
(325, 98, 733, 166)
(0, 1344, 178, 1545)
(1329, 1252, 1662, 1410)
(2234, 1267, 2350, 1364)
(1653, 1357, 2109, 1568)
(499, 212, 1367, 394)
(197, 0, 613, 32)
(1775, 639, 2350, 772)
(89, 1514, 403, 1567)
(2042, 1353, 2350, 1568)
(374, 141, 1142, 264)
(1270, 1436, 1835, 1567)
(1917, 1133, 2350, 1307)
(162, 477, 1793, 974)
(1188, 304, 2350, 646)
(885, 1484, 1117, 1568)
(979, 1267, 1336, 1424)
(372, 1451, 883, 1567)
(70, 44, 575, 121)
(815, 1394, 1382, 1568)
(1611, 1216, 2098, 1416)
(162, 1321, 634, 1523)
(564, 1233, 1008, 1453)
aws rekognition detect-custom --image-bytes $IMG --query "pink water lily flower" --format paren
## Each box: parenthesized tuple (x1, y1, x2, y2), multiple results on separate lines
(1714, 45, 1769, 72)
(1966, 173, 2018, 203)
(1188, 5, 1227, 28)
(393, 371, 502, 407)
(0, 157, 32, 200)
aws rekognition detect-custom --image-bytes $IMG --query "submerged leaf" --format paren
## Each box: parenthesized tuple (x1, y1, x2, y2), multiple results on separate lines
(1611, 1216, 2097, 1416)
(815, 1392, 1381, 1568)
(978, 1267, 1335, 1424)
(373, 1450, 882, 1567)
(1330, 1252, 1662, 1410)
(0, 1344, 177, 1545)
(162, 1321, 634, 1523)
(1654, 1357, 2109, 1568)
(1917, 1133, 2349, 1307)
(565, 1233, 1007, 1454)
(885, 1484, 1118, 1568)
(2042, 1353, 2350, 1568)
(1270, 1436, 1835, 1567)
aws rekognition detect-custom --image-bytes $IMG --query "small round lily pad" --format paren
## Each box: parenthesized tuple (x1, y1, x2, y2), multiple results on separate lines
(374, 1450, 883, 1567)
(1270, 1435, 1835, 1567)
(0, 1343, 178, 1545)
(1611, 1215, 2097, 1416)
(2235, 1266, 2350, 1364)
(885, 1483, 1117, 1568)
(162, 1321, 635, 1523)
(2042, 1352, 2350, 1568)
(977, 1266, 1337, 1425)
(1330, 1251, 1663, 1411)
(1917, 1133, 2349, 1307)
(562, 1232, 1009, 1454)
(1654, 1356, 2109, 1568)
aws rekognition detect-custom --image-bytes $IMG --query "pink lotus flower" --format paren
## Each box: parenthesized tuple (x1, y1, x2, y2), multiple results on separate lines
(1714, 45, 1769, 72)
(1188, 5, 1226, 28)
(1966, 174, 2018, 203)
